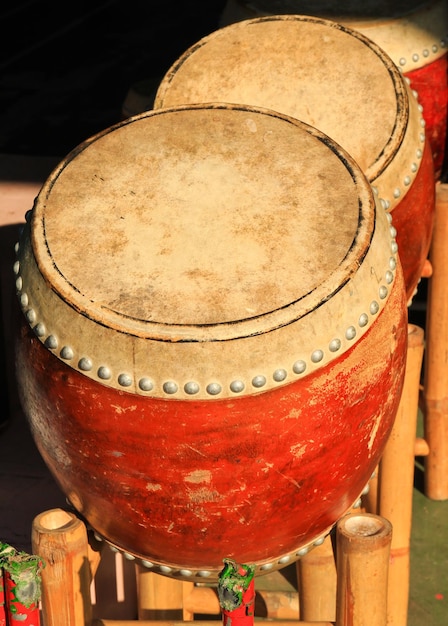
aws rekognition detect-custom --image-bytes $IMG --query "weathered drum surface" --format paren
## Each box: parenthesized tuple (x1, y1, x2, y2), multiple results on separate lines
(155, 15, 435, 301)
(220, 0, 448, 178)
(15, 104, 407, 580)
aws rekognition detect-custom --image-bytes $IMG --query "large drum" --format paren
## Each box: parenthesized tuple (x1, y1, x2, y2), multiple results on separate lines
(219, 0, 448, 179)
(14, 104, 407, 580)
(154, 15, 435, 303)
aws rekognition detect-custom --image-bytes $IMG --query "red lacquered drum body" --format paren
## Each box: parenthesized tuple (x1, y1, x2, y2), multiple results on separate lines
(219, 0, 448, 179)
(154, 15, 435, 303)
(14, 104, 407, 580)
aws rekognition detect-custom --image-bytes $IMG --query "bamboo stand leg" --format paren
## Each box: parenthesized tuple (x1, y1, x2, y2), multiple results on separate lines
(377, 324, 424, 626)
(422, 182, 448, 499)
(296, 533, 336, 622)
(335, 513, 392, 626)
(136, 569, 194, 620)
(32, 508, 94, 626)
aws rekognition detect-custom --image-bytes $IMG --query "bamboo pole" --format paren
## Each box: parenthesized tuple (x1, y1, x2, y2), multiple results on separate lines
(335, 514, 392, 626)
(92, 619, 334, 626)
(136, 569, 192, 621)
(31, 508, 93, 626)
(422, 182, 448, 499)
(296, 533, 336, 622)
(378, 324, 424, 625)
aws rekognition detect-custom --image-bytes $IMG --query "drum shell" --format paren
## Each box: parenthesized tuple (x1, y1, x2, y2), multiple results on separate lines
(15, 271, 407, 578)
(219, 0, 448, 178)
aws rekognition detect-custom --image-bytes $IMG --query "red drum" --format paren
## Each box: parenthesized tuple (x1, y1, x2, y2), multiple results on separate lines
(219, 0, 448, 179)
(154, 15, 435, 302)
(14, 104, 407, 580)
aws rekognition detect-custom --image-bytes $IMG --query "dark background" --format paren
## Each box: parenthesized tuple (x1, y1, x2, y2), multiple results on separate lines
(0, 1, 227, 157)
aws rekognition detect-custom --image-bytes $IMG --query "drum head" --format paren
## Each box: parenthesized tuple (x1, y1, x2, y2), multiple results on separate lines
(154, 16, 411, 184)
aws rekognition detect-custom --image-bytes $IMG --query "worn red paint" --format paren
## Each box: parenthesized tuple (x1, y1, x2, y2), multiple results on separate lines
(15, 271, 407, 575)
(404, 53, 448, 180)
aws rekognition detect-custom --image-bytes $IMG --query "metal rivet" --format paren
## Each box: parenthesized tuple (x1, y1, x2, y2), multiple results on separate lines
(393, 188, 401, 199)
(118, 373, 133, 387)
(423, 49, 429, 58)
(14, 242, 20, 254)
(385, 211, 392, 224)
(432, 44, 439, 53)
(404, 176, 411, 186)
(293, 360, 307, 375)
(311, 349, 323, 363)
(79, 357, 93, 371)
(124, 552, 135, 561)
(230, 380, 245, 393)
(34, 322, 46, 337)
(391, 241, 398, 254)
(98, 366, 112, 380)
(390, 226, 397, 238)
(141, 560, 154, 568)
(358, 313, 368, 327)
(412, 53, 419, 62)
(61, 346, 74, 360)
(417, 148, 423, 158)
(163, 381, 178, 394)
(278, 555, 291, 564)
(345, 326, 356, 340)
(252, 375, 266, 388)
(260, 563, 273, 570)
(273, 368, 287, 382)
(329, 338, 341, 352)
(380, 198, 387, 210)
(419, 132, 425, 142)
(296, 546, 309, 557)
(159, 565, 172, 573)
(13, 260, 20, 274)
(399, 57, 406, 66)
(16, 276, 23, 290)
(379, 286, 388, 299)
(180, 569, 193, 577)
(197, 570, 212, 578)
(313, 536, 325, 546)
(45, 335, 58, 349)
(411, 162, 418, 173)
(20, 293, 28, 307)
(389, 257, 397, 271)
(184, 381, 200, 395)
(206, 382, 222, 396)
(139, 378, 154, 392)
(385, 270, 394, 284)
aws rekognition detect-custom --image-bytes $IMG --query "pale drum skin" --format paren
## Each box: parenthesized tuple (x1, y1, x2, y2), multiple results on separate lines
(154, 15, 436, 301)
(14, 105, 408, 580)
(219, 0, 448, 178)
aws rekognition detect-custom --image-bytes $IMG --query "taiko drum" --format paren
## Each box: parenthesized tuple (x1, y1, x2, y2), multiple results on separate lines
(219, 0, 448, 178)
(14, 104, 407, 580)
(154, 14, 436, 302)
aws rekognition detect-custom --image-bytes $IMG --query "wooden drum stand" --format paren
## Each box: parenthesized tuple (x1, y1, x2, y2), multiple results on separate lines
(32, 507, 392, 626)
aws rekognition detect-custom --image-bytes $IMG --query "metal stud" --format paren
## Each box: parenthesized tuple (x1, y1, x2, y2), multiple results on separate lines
(206, 382, 222, 396)
(252, 375, 266, 388)
(139, 378, 154, 392)
(163, 381, 178, 394)
(118, 373, 133, 387)
(230, 380, 245, 393)
(98, 366, 112, 380)
(78, 357, 93, 371)
(293, 360, 306, 375)
(184, 381, 200, 395)
(60, 346, 74, 360)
